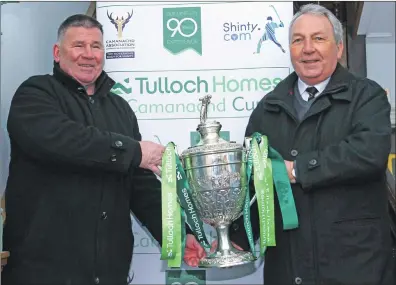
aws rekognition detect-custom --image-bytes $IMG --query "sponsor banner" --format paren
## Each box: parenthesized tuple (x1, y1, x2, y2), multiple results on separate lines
(97, 1, 293, 284)
(109, 68, 289, 119)
(97, 1, 292, 71)
(108, 67, 289, 152)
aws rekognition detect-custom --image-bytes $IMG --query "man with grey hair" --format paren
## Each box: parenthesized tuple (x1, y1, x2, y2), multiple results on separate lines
(3, 14, 165, 285)
(185, 3, 395, 285)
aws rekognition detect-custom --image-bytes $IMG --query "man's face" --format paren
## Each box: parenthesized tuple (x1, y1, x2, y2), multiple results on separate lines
(53, 27, 104, 86)
(290, 14, 343, 85)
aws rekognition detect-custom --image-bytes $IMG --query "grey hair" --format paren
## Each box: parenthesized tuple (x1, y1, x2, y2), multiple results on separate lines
(57, 14, 103, 44)
(289, 4, 343, 44)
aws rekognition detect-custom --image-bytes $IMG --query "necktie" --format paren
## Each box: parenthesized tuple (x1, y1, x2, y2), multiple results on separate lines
(306, 86, 318, 101)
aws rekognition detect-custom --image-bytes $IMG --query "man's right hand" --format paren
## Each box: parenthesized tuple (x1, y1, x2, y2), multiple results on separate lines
(139, 141, 165, 176)
(284, 160, 296, 184)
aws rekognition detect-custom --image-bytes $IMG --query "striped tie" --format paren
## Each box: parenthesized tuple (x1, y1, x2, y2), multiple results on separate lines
(306, 86, 319, 101)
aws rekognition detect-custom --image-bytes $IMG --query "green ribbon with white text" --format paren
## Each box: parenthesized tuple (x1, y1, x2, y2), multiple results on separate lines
(161, 142, 183, 267)
(161, 142, 211, 268)
(252, 135, 275, 255)
(243, 133, 299, 257)
(174, 156, 211, 251)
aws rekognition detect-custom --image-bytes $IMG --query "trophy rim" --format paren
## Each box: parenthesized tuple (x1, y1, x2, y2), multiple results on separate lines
(181, 143, 245, 158)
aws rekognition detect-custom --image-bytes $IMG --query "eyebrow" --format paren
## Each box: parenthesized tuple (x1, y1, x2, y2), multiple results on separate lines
(71, 40, 103, 46)
(72, 40, 85, 45)
(292, 32, 326, 38)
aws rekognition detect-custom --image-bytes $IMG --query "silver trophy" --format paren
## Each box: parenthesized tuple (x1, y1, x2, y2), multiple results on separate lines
(180, 95, 255, 268)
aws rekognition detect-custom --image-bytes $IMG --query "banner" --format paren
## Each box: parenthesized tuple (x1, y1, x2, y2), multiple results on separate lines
(97, 1, 293, 284)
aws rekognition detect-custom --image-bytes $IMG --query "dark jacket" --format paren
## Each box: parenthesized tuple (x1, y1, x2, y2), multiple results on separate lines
(230, 64, 395, 285)
(3, 63, 163, 285)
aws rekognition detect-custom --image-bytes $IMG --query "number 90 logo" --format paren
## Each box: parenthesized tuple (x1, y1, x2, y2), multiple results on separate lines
(166, 17, 198, 38)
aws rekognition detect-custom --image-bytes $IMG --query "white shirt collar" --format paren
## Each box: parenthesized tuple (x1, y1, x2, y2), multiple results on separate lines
(298, 77, 331, 101)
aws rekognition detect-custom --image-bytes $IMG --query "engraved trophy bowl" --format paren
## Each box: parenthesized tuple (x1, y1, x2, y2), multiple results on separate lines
(180, 95, 255, 268)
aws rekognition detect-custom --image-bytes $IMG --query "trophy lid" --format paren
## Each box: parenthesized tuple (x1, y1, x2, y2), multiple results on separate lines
(181, 95, 243, 158)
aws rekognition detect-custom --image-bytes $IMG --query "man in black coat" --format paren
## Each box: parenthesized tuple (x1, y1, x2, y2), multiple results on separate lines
(184, 4, 395, 285)
(3, 14, 165, 285)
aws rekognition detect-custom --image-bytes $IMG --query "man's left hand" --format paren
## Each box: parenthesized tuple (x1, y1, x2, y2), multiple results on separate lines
(184, 234, 206, 267)
(284, 160, 296, 184)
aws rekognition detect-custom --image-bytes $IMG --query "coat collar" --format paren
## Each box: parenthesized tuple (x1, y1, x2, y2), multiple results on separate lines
(266, 63, 355, 104)
(52, 61, 115, 97)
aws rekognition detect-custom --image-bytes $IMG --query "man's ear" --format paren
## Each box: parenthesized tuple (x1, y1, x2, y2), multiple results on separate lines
(336, 41, 344, 60)
(53, 44, 61, 63)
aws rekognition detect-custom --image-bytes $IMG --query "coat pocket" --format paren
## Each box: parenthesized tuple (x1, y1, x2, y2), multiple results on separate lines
(320, 217, 388, 284)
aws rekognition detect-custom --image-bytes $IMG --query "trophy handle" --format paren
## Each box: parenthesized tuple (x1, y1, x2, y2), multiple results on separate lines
(235, 194, 257, 220)
(234, 137, 258, 220)
(249, 194, 257, 206)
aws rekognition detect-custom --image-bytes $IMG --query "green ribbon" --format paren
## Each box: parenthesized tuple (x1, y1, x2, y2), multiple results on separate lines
(161, 142, 210, 268)
(174, 156, 211, 250)
(267, 145, 300, 230)
(161, 142, 183, 267)
(167, 210, 185, 268)
(252, 135, 275, 255)
(244, 133, 299, 257)
(243, 148, 256, 257)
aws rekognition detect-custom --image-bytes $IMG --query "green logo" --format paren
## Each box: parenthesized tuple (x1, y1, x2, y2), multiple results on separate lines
(163, 7, 202, 55)
(190, 131, 230, 147)
(166, 269, 206, 285)
(111, 78, 132, 95)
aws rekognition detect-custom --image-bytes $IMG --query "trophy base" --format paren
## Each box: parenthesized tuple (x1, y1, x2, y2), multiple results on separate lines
(199, 250, 255, 268)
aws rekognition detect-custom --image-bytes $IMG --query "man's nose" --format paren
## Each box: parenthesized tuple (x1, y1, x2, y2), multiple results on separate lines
(302, 39, 315, 53)
(82, 46, 94, 58)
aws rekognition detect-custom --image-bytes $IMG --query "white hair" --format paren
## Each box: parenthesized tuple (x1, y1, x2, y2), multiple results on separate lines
(289, 4, 343, 44)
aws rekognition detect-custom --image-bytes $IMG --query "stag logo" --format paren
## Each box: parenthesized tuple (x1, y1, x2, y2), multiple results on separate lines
(107, 10, 133, 39)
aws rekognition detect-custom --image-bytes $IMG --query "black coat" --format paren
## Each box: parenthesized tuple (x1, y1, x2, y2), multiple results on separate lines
(3, 63, 163, 285)
(230, 64, 395, 285)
